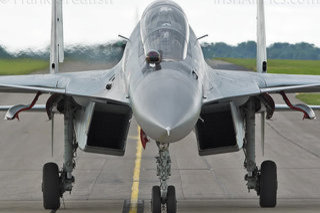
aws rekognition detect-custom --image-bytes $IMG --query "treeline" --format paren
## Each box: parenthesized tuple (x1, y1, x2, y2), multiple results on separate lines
(1, 41, 320, 61)
(0, 41, 126, 62)
(0, 46, 12, 59)
(202, 41, 320, 60)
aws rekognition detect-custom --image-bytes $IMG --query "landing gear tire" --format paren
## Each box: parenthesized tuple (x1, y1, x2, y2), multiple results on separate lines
(42, 163, 61, 210)
(166, 185, 177, 213)
(152, 186, 161, 213)
(259, 160, 277, 208)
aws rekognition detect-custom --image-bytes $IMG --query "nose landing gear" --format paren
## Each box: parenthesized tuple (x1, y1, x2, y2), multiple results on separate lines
(152, 142, 177, 213)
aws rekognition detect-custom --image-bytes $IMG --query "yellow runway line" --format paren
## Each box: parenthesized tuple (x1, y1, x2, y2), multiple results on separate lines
(129, 126, 143, 213)
(128, 136, 140, 141)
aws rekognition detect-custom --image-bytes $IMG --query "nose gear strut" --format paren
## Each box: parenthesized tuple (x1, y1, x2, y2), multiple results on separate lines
(152, 142, 177, 213)
(156, 142, 171, 200)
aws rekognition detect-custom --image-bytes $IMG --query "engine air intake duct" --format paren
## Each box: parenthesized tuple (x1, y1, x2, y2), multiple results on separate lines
(195, 102, 245, 156)
(76, 102, 132, 156)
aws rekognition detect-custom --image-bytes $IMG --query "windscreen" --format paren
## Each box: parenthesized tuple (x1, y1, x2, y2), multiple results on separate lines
(140, 2, 189, 61)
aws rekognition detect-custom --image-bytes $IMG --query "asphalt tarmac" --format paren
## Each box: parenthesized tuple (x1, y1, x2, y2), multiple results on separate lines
(0, 60, 319, 213)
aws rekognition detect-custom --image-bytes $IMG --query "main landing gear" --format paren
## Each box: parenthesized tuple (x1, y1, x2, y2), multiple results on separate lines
(42, 163, 61, 210)
(244, 99, 278, 208)
(42, 97, 78, 211)
(152, 143, 177, 213)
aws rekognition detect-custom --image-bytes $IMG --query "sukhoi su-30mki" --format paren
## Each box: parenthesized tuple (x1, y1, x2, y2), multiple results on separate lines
(1, 0, 320, 212)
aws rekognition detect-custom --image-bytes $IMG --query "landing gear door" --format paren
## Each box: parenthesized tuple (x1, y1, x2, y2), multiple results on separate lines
(74, 102, 95, 150)
(230, 101, 245, 149)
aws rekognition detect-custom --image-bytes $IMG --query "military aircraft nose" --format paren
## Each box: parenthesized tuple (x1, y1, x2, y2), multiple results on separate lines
(132, 70, 202, 143)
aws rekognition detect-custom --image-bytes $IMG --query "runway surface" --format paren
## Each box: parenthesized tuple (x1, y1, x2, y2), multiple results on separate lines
(0, 59, 319, 212)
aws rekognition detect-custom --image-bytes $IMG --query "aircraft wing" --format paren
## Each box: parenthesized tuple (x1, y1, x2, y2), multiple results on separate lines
(204, 67, 320, 105)
(0, 64, 129, 105)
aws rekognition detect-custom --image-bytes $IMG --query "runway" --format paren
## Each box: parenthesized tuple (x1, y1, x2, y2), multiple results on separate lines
(0, 60, 319, 212)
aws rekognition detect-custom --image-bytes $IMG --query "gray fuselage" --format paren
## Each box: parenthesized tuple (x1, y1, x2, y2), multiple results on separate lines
(121, 1, 208, 143)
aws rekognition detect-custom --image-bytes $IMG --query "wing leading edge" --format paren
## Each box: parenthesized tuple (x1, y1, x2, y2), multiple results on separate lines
(0, 64, 129, 106)
(204, 66, 320, 105)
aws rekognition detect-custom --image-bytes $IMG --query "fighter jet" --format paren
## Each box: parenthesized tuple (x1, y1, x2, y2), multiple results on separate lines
(1, 0, 320, 212)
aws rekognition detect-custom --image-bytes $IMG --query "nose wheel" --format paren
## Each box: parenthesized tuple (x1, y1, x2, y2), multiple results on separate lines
(152, 185, 177, 213)
(151, 186, 161, 213)
(166, 186, 177, 213)
(152, 142, 177, 213)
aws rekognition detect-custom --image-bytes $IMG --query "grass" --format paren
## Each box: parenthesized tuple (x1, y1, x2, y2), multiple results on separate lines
(0, 58, 48, 75)
(217, 58, 320, 104)
(296, 93, 320, 105)
(216, 58, 320, 75)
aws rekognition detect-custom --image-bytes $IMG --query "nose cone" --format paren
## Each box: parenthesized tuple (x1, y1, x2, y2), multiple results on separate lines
(131, 70, 202, 143)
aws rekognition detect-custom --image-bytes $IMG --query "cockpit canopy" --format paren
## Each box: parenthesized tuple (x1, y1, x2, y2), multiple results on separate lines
(140, 1, 190, 61)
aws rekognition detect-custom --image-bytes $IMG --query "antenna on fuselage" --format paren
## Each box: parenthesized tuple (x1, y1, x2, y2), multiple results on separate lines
(117, 7, 139, 43)
(197, 34, 208, 40)
(118, 35, 130, 41)
(50, 0, 64, 74)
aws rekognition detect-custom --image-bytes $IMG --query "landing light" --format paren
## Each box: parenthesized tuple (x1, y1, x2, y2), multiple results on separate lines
(146, 50, 161, 65)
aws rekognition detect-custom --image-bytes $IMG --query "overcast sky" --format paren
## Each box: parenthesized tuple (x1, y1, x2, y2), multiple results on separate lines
(0, 0, 320, 52)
